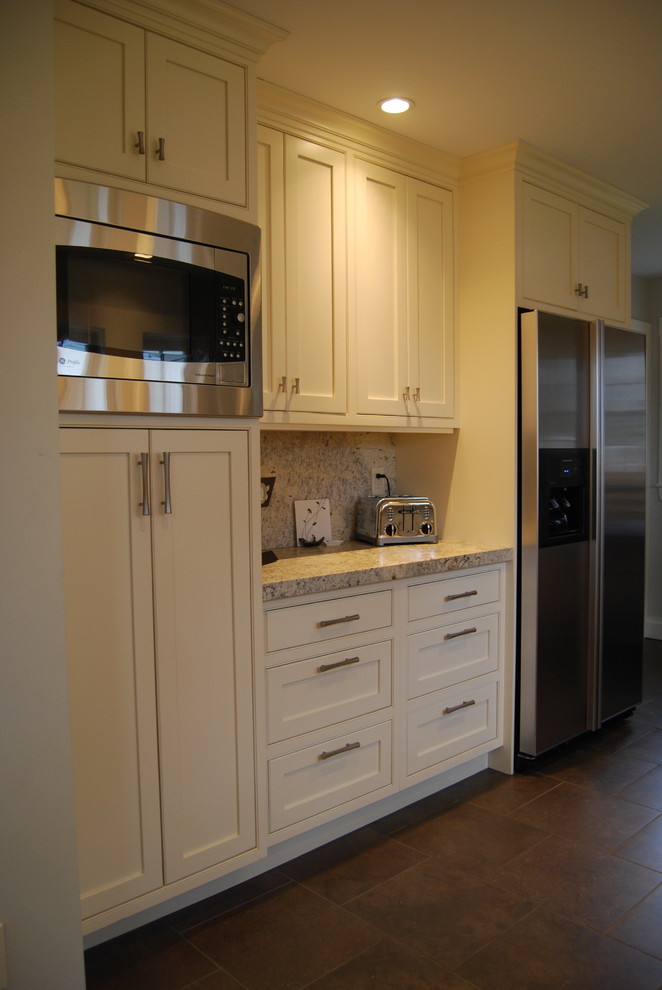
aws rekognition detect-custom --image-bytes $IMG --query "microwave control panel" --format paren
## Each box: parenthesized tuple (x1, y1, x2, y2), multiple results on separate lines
(216, 273, 247, 363)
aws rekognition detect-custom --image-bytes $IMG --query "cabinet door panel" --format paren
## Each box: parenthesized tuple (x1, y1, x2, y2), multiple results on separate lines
(521, 183, 578, 310)
(151, 430, 256, 882)
(407, 179, 455, 418)
(579, 209, 626, 323)
(257, 126, 288, 407)
(54, 0, 145, 179)
(284, 137, 347, 413)
(59, 429, 162, 918)
(355, 160, 408, 415)
(146, 36, 246, 205)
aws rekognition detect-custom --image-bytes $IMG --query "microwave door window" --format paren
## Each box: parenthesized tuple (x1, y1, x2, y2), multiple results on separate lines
(57, 248, 193, 362)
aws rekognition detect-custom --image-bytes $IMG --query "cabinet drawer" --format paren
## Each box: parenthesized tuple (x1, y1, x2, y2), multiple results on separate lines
(267, 641, 392, 743)
(408, 614, 499, 699)
(265, 590, 392, 653)
(268, 722, 392, 832)
(408, 569, 500, 622)
(407, 682, 498, 776)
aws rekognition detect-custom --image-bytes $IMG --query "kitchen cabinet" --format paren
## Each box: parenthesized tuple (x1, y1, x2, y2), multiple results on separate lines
(519, 180, 628, 324)
(262, 564, 504, 840)
(258, 126, 348, 416)
(53, 0, 276, 211)
(355, 160, 455, 420)
(60, 427, 257, 921)
(263, 587, 395, 838)
(404, 569, 502, 781)
(257, 87, 458, 431)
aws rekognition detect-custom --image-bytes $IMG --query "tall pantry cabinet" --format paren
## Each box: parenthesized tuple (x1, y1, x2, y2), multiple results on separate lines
(54, 0, 279, 933)
(60, 428, 258, 924)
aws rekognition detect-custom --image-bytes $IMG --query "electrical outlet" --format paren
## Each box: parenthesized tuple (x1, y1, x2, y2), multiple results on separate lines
(261, 476, 275, 507)
(372, 471, 389, 496)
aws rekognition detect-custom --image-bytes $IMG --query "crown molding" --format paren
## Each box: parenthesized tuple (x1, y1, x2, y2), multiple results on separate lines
(78, 0, 288, 62)
(461, 139, 647, 219)
(257, 80, 460, 188)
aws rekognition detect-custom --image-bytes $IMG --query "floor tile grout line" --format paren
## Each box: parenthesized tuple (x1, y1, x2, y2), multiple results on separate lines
(166, 875, 297, 937)
(603, 876, 662, 939)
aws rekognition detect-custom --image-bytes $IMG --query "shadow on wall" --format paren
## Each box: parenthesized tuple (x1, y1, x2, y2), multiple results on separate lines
(260, 432, 397, 548)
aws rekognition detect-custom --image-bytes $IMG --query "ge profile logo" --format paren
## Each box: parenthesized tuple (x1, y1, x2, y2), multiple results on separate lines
(58, 357, 66, 365)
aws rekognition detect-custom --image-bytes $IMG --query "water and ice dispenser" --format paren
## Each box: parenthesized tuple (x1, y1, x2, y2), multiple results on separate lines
(538, 449, 589, 547)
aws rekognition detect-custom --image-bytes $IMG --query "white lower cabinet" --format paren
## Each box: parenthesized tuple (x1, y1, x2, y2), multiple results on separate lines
(268, 722, 393, 832)
(404, 569, 504, 783)
(60, 427, 257, 923)
(406, 681, 499, 777)
(263, 565, 505, 841)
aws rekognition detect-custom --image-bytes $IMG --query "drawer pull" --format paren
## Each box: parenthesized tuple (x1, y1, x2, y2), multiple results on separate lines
(318, 656, 360, 673)
(443, 699, 476, 716)
(318, 613, 360, 628)
(445, 589, 478, 601)
(444, 626, 478, 641)
(319, 741, 361, 760)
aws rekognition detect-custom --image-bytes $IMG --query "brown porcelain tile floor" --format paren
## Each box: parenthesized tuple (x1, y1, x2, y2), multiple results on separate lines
(85, 640, 662, 990)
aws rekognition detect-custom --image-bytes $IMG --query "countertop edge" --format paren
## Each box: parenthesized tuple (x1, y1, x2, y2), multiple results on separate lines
(262, 543, 513, 602)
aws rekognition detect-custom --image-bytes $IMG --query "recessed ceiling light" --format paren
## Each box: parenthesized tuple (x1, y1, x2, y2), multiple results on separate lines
(379, 97, 414, 114)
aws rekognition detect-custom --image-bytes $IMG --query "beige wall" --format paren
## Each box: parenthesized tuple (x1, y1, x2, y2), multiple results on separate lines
(0, 1, 86, 985)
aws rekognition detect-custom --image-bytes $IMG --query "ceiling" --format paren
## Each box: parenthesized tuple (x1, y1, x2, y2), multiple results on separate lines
(227, 0, 662, 277)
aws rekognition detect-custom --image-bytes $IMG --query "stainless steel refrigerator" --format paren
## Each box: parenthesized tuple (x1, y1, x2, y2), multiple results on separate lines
(518, 310, 646, 762)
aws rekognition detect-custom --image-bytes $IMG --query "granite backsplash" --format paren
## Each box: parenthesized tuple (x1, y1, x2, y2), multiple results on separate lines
(260, 431, 397, 549)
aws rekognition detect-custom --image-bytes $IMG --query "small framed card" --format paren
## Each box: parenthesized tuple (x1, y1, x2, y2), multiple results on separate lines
(294, 499, 332, 546)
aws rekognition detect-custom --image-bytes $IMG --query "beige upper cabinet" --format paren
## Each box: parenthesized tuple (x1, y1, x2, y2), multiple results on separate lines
(60, 427, 258, 927)
(519, 181, 628, 324)
(54, 0, 249, 207)
(355, 161, 455, 421)
(258, 126, 348, 417)
(258, 106, 456, 430)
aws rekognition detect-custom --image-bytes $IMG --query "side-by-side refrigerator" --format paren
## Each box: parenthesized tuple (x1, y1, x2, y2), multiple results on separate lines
(518, 310, 646, 762)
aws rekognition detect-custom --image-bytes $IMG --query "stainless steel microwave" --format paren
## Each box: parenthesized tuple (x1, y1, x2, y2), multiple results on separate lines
(55, 179, 262, 416)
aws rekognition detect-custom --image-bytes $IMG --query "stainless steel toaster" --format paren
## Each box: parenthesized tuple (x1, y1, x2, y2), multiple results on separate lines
(356, 496, 437, 546)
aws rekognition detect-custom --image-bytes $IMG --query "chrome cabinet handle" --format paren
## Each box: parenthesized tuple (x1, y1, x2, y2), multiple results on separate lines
(413, 386, 421, 402)
(319, 741, 360, 760)
(403, 385, 411, 401)
(278, 376, 287, 392)
(156, 137, 166, 161)
(135, 130, 145, 155)
(292, 377, 301, 394)
(138, 452, 150, 516)
(575, 282, 589, 298)
(445, 589, 478, 601)
(318, 656, 360, 673)
(161, 452, 172, 514)
(443, 699, 476, 715)
(318, 614, 360, 628)
(444, 626, 477, 641)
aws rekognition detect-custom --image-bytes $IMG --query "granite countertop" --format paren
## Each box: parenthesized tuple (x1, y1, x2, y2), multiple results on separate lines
(262, 540, 513, 601)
